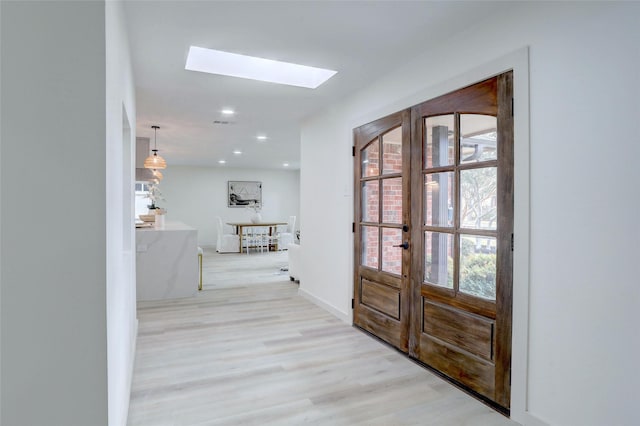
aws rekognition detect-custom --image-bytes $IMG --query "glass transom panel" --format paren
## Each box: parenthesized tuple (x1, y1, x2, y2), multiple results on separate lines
(381, 228, 402, 275)
(382, 177, 402, 224)
(361, 140, 380, 177)
(361, 181, 379, 223)
(459, 234, 496, 300)
(424, 172, 453, 227)
(424, 115, 454, 169)
(424, 231, 453, 288)
(459, 167, 497, 230)
(460, 114, 497, 164)
(382, 127, 402, 175)
(361, 226, 379, 269)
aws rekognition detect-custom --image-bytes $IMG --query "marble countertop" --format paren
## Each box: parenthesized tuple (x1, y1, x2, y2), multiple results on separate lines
(135, 220, 199, 301)
(136, 221, 196, 232)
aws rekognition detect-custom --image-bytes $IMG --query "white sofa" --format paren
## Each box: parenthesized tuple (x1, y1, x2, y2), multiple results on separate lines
(287, 243, 301, 282)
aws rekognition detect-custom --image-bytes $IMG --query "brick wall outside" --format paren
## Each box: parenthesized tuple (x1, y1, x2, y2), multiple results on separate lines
(362, 225, 379, 269)
(361, 140, 403, 275)
(362, 181, 379, 223)
(362, 140, 380, 177)
(381, 227, 402, 274)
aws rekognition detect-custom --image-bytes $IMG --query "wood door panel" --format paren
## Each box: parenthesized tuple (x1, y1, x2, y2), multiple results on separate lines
(360, 267, 401, 289)
(361, 279, 400, 320)
(423, 300, 494, 360)
(422, 286, 496, 319)
(354, 304, 406, 351)
(419, 336, 495, 399)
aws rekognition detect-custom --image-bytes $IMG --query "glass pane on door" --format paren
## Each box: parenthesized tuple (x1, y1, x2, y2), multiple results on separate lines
(424, 231, 453, 288)
(424, 172, 453, 227)
(460, 114, 497, 164)
(361, 181, 379, 223)
(381, 227, 402, 275)
(459, 234, 496, 300)
(424, 115, 454, 168)
(460, 167, 497, 230)
(382, 126, 402, 175)
(361, 140, 380, 177)
(382, 177, 403, 224)
(361, 226, 379, 269)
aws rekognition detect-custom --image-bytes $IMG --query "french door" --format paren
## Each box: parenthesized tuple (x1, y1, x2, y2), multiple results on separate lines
(353, 72, 513, 410)
(353, 110, 411, 351)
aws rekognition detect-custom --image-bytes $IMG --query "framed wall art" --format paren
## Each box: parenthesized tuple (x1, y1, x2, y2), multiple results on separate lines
(228, 181, 262, 208)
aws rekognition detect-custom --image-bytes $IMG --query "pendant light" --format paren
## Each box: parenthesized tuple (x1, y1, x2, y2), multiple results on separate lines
(144, 125, 167, 169)
(152, 169, 163, 181)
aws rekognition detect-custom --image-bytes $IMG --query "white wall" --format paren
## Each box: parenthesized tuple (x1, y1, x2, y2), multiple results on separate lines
(159, 166, 300, 247)
(0, 2, 137, 424)
(106, 1, 137, 425)
(0, 2, 4, 420)
(1, 2, 109, 425)
(300, 2, 640, 426)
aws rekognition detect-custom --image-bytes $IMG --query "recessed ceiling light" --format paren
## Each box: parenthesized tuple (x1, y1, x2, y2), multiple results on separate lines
(185, 46, 337, 89)
(218, 160, 226, 164)
(283, 163, 289, 167)
(233, 150, 242, 155)
(256, 135, 267, 141)
(221, 109, 235, 115)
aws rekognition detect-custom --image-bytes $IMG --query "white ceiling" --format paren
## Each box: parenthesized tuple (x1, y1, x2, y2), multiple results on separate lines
(124, 1, 502, 170)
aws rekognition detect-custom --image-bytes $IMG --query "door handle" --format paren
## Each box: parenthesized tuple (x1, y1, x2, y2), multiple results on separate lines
(393, 242, 409, 250)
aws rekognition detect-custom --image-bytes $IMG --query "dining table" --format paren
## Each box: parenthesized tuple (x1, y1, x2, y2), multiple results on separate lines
(226, 221, 287, 253)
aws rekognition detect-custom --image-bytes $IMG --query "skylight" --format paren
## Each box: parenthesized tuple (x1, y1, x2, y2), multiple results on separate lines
(185, 46, 337, 89)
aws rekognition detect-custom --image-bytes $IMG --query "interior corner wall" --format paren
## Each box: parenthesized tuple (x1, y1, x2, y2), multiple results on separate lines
(106, 1, 137, 425)
(1, 2, 108, 425)
(300, 2, 640, 426)
(159, 166, 300, 247)
(0, 2, 3, 420)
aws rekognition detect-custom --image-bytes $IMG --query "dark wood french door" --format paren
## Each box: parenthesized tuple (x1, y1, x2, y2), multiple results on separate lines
(354, 72, 513, 410)
(353, 110, 411, 351)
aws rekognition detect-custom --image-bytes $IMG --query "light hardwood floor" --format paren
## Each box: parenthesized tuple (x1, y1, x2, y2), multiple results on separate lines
(128, 249, 517, 425)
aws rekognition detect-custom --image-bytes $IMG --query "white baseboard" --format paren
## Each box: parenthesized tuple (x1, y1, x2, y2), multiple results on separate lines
(123, 318, 138, 426)
(298, 288, 350, 324)
(129, 318, 138, 374)
(523, 412, 550, 426)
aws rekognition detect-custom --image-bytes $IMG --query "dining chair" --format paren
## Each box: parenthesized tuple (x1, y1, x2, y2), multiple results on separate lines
(243, 226, 270, 254)
(198, 246, 204, 290)
(216, 217, 240, 253)
(255, 226, 275, 253)
(242, 227, 254, 254)
(263, 226, 279, 252)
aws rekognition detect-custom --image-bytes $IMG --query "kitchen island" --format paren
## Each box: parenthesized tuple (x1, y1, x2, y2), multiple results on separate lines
(136, 221, 198, 301)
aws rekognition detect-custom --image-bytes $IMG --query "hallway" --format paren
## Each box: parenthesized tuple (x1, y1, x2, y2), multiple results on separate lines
(128, 252, 516, 425)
